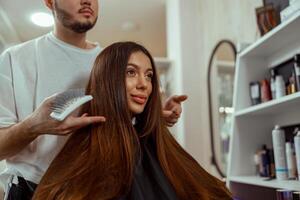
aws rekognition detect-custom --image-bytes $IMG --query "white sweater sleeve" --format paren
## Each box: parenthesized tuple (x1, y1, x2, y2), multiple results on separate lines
(0, 50, 18, 127)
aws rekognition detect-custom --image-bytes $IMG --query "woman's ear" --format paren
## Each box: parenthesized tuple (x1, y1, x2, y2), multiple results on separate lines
(44, 0, 54, 10)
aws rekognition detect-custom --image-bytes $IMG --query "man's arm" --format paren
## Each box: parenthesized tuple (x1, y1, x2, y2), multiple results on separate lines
(0, 95, 106, 161)
(0, 121, 37, 160)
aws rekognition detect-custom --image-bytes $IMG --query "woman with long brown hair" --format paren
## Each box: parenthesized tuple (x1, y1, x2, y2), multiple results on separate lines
(33, 42, 232, 200)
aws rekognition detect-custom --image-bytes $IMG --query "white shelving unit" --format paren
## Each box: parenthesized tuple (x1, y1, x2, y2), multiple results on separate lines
(227, 11, 300, 200)
(229, 176, 300, 191)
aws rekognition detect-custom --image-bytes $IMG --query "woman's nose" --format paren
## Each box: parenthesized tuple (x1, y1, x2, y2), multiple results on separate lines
(137, 76, 147, 89)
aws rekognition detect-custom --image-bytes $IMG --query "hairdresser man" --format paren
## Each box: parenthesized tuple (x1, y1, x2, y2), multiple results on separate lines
(0, 0, 187, 199)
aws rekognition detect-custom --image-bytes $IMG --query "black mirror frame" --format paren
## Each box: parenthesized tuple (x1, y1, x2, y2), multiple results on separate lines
(207, 40, 237, 178)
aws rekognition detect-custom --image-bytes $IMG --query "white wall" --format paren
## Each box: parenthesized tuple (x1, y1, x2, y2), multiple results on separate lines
(198, 0, 263, 174)
(0, 7, 21, 49)
(167, 0, 263, 172)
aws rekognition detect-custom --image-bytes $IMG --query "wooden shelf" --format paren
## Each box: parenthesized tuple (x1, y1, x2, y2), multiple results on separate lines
(229, 176, 300, 191)
(235, 92, 300, 117)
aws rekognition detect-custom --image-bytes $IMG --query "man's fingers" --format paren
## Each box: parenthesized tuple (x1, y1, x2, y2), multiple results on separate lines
(173, 95, 188, 103)
(83, 116, 106, 123)
(162, 110, 173, 118)
(81, 113, 89, 117)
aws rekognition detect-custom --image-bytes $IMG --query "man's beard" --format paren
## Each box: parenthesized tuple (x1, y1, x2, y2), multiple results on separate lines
(53, 2, 97, 33)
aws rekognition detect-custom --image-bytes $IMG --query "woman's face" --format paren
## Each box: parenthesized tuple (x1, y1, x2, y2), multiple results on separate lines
(126, 51, 153, 115)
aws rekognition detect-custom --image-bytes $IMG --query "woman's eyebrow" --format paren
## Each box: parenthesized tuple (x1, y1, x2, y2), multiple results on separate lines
(127, 63, 153, 72)
(127, 63, 140, 69)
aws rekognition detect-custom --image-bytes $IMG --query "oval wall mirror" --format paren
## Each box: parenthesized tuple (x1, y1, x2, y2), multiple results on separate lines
(207, 40, 237, 177)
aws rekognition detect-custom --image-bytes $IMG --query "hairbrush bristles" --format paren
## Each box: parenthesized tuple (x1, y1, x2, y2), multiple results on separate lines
(50, 89, 93, 121)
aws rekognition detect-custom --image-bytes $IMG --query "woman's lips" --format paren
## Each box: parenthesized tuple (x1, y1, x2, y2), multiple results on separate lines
(131, 95, 147, 104)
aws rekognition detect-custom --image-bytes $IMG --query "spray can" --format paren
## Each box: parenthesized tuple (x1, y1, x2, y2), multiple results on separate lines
(272, 125, 288, 180)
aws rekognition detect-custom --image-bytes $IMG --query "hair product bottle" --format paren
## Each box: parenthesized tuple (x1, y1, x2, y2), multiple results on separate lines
(294, 131, 300, 180)
(276, 189, 292, 200)
(285, 142, 296, 179)
(249, 81, 261, 105)
(293, 191, 300, 200)
(270, 69, 276, 99)
(294, 61, 300, 91)
(272, 125, 288, 180)
(275, 75, 286, 99)
(260, 79, 272, 102)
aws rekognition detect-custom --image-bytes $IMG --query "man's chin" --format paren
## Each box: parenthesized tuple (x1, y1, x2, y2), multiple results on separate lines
(70, 22, 95, 33)
(79, 17, 95, 24)
(66, 16, 97, 33)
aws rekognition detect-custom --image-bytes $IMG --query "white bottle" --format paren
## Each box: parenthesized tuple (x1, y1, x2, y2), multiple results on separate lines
(275, 75, 286, 99)
(272, 125, 288, 180)
(270, 69, 276, 99)
(294, 131, 300, 180)
(286, 142, 297, 179)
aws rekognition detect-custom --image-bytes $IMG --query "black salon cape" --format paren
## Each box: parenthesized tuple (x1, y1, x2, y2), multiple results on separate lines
(120, 139, 179, 200)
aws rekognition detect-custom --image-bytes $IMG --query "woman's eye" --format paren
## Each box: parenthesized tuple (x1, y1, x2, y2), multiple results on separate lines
(126, 70, 136, 76)
(146, 73, 153, 80)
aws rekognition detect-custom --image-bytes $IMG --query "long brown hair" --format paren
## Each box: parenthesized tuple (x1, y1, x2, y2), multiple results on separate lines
(33, 42, 232, 200)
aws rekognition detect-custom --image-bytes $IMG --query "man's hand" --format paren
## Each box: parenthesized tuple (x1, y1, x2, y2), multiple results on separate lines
(24, 94, 106, 137)
(163, 95, 188, 127)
